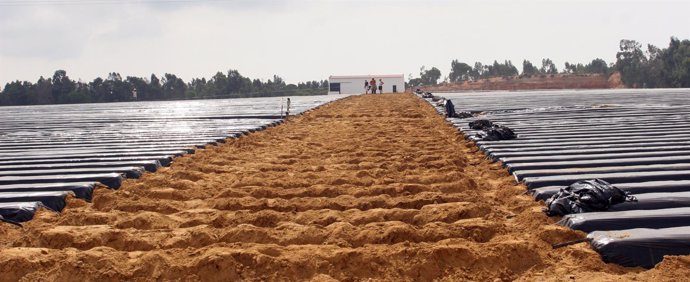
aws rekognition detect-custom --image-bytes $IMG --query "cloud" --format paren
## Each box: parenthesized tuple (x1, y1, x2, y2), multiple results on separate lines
(0, 6, 86, 59)
(1, 0, 689, 87)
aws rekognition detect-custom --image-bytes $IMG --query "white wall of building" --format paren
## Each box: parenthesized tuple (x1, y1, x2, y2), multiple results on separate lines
(328, 75, 405, 95)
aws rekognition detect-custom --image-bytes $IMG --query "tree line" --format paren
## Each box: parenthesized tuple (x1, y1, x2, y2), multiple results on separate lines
(410, 37, 689, 88)
(0, 69, 328, 106)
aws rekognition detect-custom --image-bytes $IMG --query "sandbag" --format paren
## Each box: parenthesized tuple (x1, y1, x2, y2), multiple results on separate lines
(469, 119, 517, 141)
(455, 112, 473, 119)
(469, 119, 494, 130)
(544, 179, 637, 216)
(481, 125, 517, 141)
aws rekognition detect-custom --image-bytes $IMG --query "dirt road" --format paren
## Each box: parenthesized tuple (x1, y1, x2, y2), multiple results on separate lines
(0, 94, 687, 281)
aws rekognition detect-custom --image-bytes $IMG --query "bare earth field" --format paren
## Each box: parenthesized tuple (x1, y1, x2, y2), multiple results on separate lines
(0, 94, 688, 281)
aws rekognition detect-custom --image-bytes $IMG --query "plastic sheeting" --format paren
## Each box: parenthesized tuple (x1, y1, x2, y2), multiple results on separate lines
(0, 166, 145, 179)
(0, 191, 71, 212)
(513, 163, 690, 182)
(558, 207, 690, 232)
(0, 150, 189, 161)
(428, 90, 690, 267)
(0, 201, 43, 222)
(0, 182, 95, 201)
(506, 156, 690, 173)
(608, 192, 690, 211)
(588, 226, 690, 268)
(523, 170, 690, 189)
(0, 156, 175, 167)
(0, 160, 161, 173)
(0, 173, 123, 189)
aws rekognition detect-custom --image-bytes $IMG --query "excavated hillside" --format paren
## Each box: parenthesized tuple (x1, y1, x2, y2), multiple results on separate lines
(0, 93, 687, 281)
(421, 73, 624, 92)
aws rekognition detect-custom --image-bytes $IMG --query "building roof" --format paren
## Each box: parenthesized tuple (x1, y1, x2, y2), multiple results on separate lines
(329, 74, 404, 80)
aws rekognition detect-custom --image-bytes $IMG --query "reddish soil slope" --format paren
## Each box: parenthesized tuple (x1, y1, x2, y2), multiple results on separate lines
(420, 73, 624, 92)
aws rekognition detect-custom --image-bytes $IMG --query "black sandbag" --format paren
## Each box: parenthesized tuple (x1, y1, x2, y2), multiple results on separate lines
(0, 202, 43, 222)
(544, 179, 636, 216)
(558, 207, 690, 232)
(588, 226, 690, 268)
(0, 191, 71, 212)
(532, 180, 690, 201)
(480, 125, 517, 141)
(455, 112, 473, 118)
(469, 119, 494, 130)
(0, 182, 96, 201)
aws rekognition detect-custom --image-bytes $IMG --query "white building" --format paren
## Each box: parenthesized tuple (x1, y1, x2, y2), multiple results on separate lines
(328, 74, 405, 95)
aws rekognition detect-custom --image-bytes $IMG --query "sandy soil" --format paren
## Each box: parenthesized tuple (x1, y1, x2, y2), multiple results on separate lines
(420, 73, 624, 92)
(0, 94, 687, 281)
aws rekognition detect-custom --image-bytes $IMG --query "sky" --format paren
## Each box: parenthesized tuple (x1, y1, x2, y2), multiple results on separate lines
(1, 0, 689, 87)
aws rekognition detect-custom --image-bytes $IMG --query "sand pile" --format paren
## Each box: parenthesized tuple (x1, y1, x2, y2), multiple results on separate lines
(0, 94, 687, 281)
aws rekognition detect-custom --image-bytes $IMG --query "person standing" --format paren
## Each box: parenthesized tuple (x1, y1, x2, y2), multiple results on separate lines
(364, 80, 369, 94)
(370, 78, 377, 94)
(378, 79, 384, 94)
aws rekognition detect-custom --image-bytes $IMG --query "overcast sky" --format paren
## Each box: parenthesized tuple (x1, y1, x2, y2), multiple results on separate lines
(1, 0, 688, 87)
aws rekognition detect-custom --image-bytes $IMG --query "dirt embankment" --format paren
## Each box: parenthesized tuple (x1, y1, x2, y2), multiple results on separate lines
(420, 73, 624, 92)
(0, 94, 687, 281)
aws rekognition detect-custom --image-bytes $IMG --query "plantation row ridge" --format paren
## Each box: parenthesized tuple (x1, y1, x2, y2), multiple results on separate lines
(1, 93, 688, 281)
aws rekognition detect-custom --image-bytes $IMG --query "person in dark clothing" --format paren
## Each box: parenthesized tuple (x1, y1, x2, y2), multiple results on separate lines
(444, 99, 456, 118)
(364, 80, 369, 94)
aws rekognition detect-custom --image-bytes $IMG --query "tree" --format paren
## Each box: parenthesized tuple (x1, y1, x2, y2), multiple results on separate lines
(615, 39, 647, 87)
(449, 60, 473, 82)
(540, 58, 558, 74)
(1, 81, 31, 105)
(51, 70, 76, 103)
(127, 76, 150, 100)
(470, 62, 483, 80)
(420, 66, 442, 85)
(148, 74, 163, 100)
(522, 60, 540, 76)
(657, 37, 690, 87)
(586, 58, 609, 74)
(162, 73, 186, 99)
